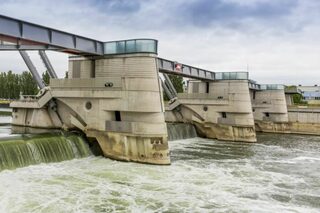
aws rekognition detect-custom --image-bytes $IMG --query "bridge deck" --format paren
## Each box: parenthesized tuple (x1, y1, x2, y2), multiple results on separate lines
(0, 15, 104, 55)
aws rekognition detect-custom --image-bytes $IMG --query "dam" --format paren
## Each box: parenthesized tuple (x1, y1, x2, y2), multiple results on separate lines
(0, 14, 261, 165)
(0, 14, 320, 212)
(1, 14, 320, 168)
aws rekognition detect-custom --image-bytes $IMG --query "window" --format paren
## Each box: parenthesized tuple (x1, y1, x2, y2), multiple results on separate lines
(265, 112, 270, 117)
(115, 111, 121, 121)
(206, 82, 209, 93)
(221, 112, 227, 118)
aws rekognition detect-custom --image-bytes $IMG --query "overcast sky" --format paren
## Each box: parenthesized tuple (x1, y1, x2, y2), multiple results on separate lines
(0, 0, 320, 85)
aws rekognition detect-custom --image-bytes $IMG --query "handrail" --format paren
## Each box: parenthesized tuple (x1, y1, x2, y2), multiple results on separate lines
(104, 39, 158, 55)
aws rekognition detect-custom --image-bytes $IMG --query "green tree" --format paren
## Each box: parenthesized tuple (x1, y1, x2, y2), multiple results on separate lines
(168, 75, 184, 93)
(19, 71, 38, 96)
(163, 74, 184, 101)
(0, 71, 39, 99)
(42, 70, 50, 86)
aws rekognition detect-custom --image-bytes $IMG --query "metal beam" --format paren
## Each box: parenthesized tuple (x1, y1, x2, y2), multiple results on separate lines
(163, 73, 177, 97)
(19, 50, 45, 89)
(161, 79, 174, 100)
(39, 50, 58, 78)
(158, 58, 215, 81)
(0, 15, 104, 55)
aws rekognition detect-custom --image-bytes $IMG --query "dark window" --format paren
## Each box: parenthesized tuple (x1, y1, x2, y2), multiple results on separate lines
(206, 82, 209, 93)
(115, 111, 121, 121)
(253, 91, 256, 100)
(222, 112, 227, 118)
(265, 112, 270, 117)
(90, 60, 95, 78)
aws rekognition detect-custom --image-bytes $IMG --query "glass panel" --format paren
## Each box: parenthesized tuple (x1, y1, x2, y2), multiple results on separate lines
(104, 42, 117, 54)
(104, 39, 157, 54)
(126, 40, 136, 52)
(260, 84, 284, 90)
(136, 40, 156, 52)
(223, 72, 230, 79)
(237, 72, 248, 79)
(215, 73, 222, 80)
(116, 41, 125, 53)
(230, 72, 237, 79)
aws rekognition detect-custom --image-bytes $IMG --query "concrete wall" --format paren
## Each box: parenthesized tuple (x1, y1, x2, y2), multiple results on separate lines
(285, 108, 320, 135)
(166, 80, 256, 142)
(11, 53, 170, 165)
(285, 94, 293, 106)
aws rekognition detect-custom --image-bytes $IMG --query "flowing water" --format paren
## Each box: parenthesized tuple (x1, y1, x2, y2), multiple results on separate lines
(167, 123, 197, 141)
(0, 114, 319, 212)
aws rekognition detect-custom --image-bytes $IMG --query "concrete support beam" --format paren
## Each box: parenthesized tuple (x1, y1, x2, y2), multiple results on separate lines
(19, 50, 45, 89)
(39, 50, 58, 78)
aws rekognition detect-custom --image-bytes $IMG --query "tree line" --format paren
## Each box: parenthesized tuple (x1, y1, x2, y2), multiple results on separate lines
(0, 70, 50, 100)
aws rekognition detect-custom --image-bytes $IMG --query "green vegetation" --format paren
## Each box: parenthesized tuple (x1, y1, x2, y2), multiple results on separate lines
(292, 93, 307, 105)
(0, 70, 50, 100)
(163, 74, 184, 100)
(42, 70, 50, 86)
(285, 85, 308, 105)
(168, 74, 184, 93)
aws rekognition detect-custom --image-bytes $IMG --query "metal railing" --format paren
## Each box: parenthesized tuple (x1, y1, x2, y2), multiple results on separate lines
(260, 84, 284, 90)
(104, 39, 158, 55)
(215, 72, 248, 80)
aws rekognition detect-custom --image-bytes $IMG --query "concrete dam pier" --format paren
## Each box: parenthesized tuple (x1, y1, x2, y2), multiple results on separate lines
(165, 78, 256, 142)
(11, 52, 170, 165)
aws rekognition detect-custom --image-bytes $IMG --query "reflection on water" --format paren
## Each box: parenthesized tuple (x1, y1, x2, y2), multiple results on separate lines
(0, 123, 319, 212)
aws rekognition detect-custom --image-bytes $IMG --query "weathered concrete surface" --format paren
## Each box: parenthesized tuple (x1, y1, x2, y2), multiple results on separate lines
(194, 122, 256, 142)
(87, 131, 170, 164)
(166, 80, 257, 142)
(255, 120, 320, 135)
(11, 53, 170, 165)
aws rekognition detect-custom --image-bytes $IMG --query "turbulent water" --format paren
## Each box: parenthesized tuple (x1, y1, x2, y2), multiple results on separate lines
(0, 114, 320, 212)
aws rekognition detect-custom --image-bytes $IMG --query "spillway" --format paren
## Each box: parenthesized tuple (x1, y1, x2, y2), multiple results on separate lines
(0, 133, 91, 171)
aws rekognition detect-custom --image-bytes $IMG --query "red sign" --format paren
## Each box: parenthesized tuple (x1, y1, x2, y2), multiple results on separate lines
(175, 63, 182, 71)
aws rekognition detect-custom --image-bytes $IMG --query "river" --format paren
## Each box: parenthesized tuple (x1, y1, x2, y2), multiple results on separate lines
(0, 113, 319, 212)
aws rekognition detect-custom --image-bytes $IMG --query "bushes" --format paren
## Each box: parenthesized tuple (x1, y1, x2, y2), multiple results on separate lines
(0, 71, 40, 99)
